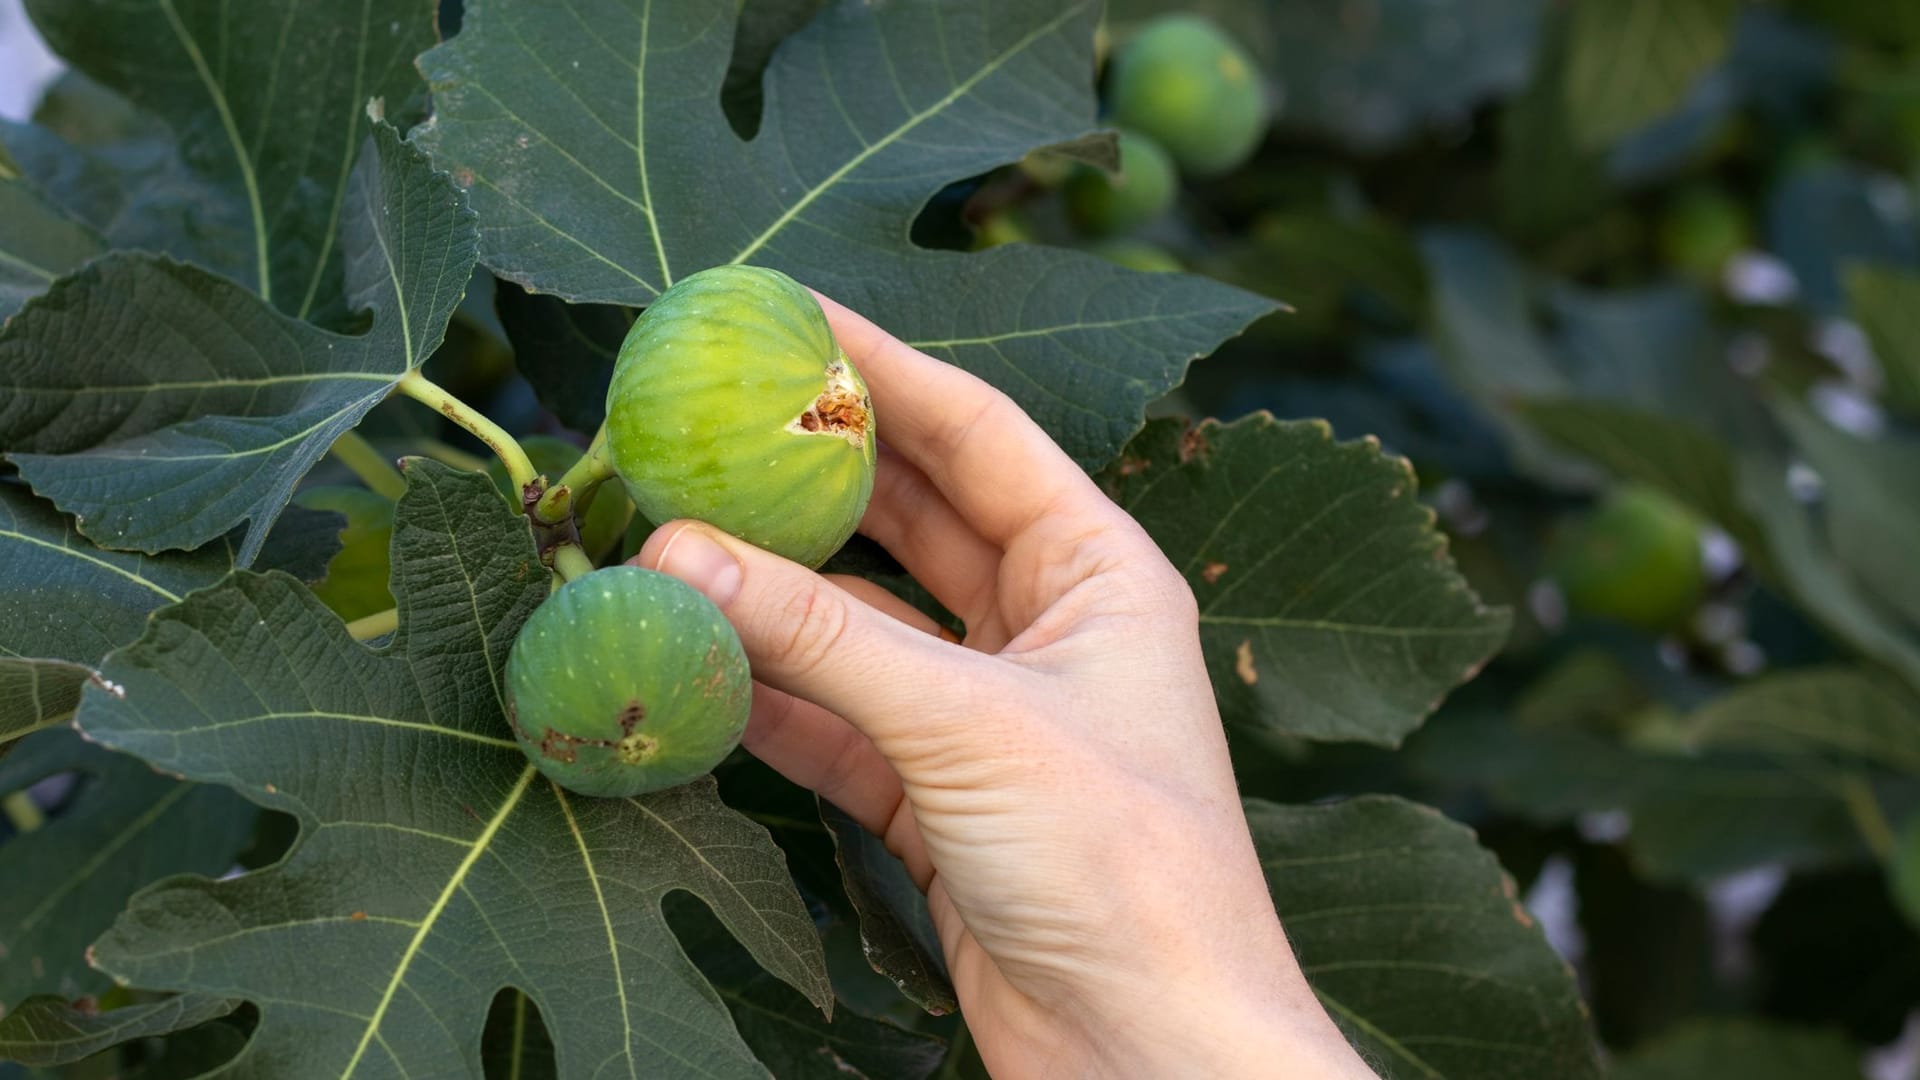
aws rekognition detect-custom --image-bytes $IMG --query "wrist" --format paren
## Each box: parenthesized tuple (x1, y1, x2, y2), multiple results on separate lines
(1082, 987, 1373, 1079)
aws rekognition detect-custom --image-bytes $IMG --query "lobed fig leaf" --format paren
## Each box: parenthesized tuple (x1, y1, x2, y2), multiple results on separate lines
(506, 566, 751, 797)
(606, 265, 877, 569)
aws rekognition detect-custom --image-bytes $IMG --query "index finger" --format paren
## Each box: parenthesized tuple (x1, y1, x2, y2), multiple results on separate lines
(813, 290, 1116, 547)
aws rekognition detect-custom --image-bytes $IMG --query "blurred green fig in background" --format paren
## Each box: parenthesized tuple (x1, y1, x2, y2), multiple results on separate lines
(1090, 238, 1183, 272)
(1547, 485, 1707, 634)
(1065, 129, 1178, 236)
(1107, 14, 1270, 177)
(1658, 184, 1752, 279)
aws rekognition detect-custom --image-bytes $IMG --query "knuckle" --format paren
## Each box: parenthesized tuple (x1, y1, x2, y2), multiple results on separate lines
(940, 387, 1015, 456)
(813, 728, 869, 800)
(770, 583, 852, 676)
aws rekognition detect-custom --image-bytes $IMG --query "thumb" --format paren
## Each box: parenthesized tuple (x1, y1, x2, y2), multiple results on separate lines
(633, 521, 980, 744)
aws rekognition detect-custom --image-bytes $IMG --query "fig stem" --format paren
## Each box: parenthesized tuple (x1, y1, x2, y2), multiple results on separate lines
(393, 371, 539, 494)
(551, 542, 596, 583)
(2, 791, 45, 834)
(326, 428, 407, 501)
(402, 438, 490, 474)
(346, 607, 400, 642)
(531, 427, 616, 527)
(1842, 773, 1895, 859)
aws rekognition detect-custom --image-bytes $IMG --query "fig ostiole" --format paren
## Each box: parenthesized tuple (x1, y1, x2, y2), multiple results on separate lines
(504, 565, 751, 797)
(605, 264, 877, 569)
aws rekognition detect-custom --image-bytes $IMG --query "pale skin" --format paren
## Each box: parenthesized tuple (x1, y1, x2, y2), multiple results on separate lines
(633, 294, 1378, 1079)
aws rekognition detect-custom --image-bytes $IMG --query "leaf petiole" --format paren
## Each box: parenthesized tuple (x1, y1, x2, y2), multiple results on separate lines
(393, 371, 539, 496)
(326, 429, 408, 501)
(1842, 773, 1896, 859)
(531, 426, 617, 527)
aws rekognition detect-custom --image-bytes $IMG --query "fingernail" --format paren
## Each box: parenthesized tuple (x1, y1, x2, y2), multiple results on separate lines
(653, 524, 742, 608)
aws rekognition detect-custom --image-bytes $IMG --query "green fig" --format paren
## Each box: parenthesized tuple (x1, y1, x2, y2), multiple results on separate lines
(1064, 129, 1178, 236)
(505, 566, 750, 797)
(1108, 15, 1271, 177)
(1547, 485, 1706, 634)
(605, 265, 876, 569)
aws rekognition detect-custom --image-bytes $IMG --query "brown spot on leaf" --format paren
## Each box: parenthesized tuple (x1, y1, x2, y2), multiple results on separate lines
(1511, 902, 1535, 929)
(1178, 425, 1211, 463)
(1115, 456, 1151, 477)
(263, 783, 277, 795)
(1234, 640, 1257, 685)
(1201, 561, 1229, 584)
(453, 167, 474, 188)
(350, 911, 367, 922)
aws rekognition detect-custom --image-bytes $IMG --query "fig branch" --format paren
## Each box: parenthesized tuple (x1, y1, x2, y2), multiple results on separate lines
(531, 426, 616, 527)
(346, 608, 399, 642)
(550, 541, 596, 583)
(394, 370, 538, 495)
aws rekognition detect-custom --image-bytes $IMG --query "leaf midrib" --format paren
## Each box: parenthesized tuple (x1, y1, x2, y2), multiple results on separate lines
(156, 0, 271, 300)
(0, 528, 184, 601)
(726, 1, 1090, 267)
(339, 763, 537, 1078)
(14, 782, 195, 935)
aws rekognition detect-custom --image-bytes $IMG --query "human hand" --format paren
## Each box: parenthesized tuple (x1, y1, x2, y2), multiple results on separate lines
(634, 295, 1375, 1079)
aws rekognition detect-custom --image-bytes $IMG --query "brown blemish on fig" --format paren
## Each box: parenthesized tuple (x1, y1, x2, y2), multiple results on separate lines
(1234, 639, 1257, 685)
(789, 359, 870, 448)
(618, 699, 647, 735)
(538, 726, 581, 764)
(1201, 561, 1228, 584)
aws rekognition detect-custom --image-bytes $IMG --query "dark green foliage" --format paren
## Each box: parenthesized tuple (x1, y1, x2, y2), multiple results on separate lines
(2, 0, 1915, 1074)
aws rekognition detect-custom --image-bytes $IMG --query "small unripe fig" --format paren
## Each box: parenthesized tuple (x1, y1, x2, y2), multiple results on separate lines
(605, 265, 876, 569)
(505, 566, 750, 797)
(1658, 184, 1751, 280)
(972, 209, 1035, 250)
(1089, 239, 1182, 273)
(1108, 15, 1270, 178)
(1064, 130, 1177, 236)
(1547, 485, 1706, 633)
